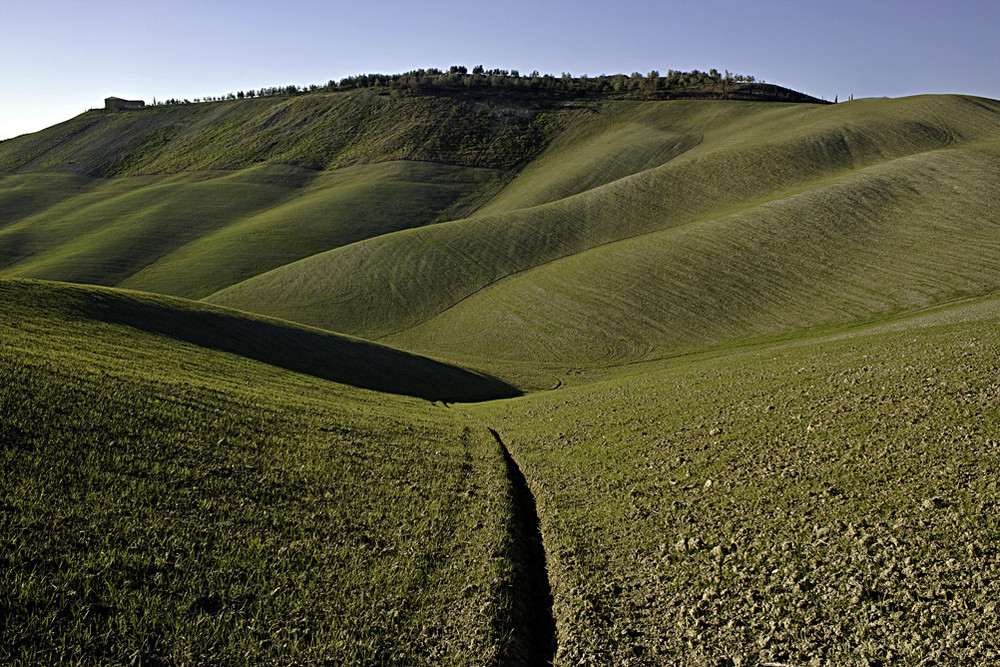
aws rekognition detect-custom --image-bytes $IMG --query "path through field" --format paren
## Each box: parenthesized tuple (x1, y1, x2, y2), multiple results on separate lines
(490, 427, 557, 665)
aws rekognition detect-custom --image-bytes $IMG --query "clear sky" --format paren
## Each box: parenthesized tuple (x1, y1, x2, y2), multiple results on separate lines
(3, 0, 999, 141)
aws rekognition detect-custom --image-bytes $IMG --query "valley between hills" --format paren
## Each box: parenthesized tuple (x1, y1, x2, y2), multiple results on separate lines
(2, 79, 1000, 664)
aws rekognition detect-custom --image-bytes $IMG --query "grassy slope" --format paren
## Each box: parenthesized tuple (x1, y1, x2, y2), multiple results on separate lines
(0, 165, 312, 286)
(0, 89, 562, 176)
(0, 173, 94, 230)
(120, 161, 501, 299)
(0, 88, 566, 298)
(0, 162, 502, 298)
(469, 291, 1000, 664)
(471, 102, 705, 213)
(7, 284, 999, 664)
(0, 279, 517, 402)
(392, 137, 1000, 371)
(207, 96, 1000, 376)
(0, 278, 526, 664)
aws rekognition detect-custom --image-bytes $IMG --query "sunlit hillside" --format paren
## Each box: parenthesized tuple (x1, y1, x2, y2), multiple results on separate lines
(204, 95, 1000, 382)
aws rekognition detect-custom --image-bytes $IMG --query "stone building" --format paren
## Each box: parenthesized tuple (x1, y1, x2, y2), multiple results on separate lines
(105, 97, 146, 111)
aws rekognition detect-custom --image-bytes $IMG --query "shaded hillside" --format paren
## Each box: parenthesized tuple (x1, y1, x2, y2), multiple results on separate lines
(0, 279, 518, 401)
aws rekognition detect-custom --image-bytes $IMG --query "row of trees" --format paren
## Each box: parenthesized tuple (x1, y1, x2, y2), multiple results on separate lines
(152, 67, 761, 107)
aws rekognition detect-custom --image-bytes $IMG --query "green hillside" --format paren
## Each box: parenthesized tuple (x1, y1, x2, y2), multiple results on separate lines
(0, 279, 516, 401)
(0, 165, 312, 287)
(0, 173, 94, 229)
(0, 88, 565, 297)
(0, 278, 527, 663)
(205, 95, 1000, 377)
(6, 281, 1000, 663)
(0, 88, 565, 176)
(119, 161, 502, 299)
(0, 161, 501, 298)
(389, 134, 1000, 371)
(5, 82, 1000, 664)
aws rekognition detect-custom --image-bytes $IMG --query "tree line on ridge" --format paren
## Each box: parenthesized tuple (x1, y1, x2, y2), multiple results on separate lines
(154, 66, 762, 106)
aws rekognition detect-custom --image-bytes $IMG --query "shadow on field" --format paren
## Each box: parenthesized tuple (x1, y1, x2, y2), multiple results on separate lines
(489, 427, 557, 665)
(74, 287, 522, 402)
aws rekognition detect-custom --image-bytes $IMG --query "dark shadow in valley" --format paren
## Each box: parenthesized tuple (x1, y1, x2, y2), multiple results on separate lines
(75, 287, 522, 402)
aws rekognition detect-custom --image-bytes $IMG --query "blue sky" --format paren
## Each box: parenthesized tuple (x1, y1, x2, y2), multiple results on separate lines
(3, 0, 999, 141)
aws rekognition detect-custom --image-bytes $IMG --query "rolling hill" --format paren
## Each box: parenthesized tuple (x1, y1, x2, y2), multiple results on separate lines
(0, 87, 557, 298)
(203, 95, 1000, 378)
(0, 278, 517, 401)
(4, 80, 1000, 664)
(7, 88, 999, 381)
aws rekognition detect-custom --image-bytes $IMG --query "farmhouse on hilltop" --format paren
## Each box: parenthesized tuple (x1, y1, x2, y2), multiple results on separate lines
(105, 97, 145, 111)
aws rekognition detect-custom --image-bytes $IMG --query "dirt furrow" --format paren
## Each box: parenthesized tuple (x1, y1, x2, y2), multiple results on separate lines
(489, 427, 556, 666)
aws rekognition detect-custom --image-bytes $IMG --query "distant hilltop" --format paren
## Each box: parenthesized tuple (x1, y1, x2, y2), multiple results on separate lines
(142, 67, 830, 107)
